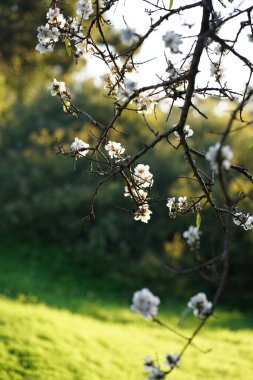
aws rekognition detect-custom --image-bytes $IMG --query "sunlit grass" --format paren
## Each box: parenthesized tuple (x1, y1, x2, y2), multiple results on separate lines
(0, 240, 252, 379)
(0, 296, 253, 380)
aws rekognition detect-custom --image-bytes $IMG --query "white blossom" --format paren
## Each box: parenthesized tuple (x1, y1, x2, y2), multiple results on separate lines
(233, 213, 253, 230)
(35, 43, 53, 54)
(105, 141, 125, 159)
(136, 94, 156, 114)
(144, 355, 154, 371)
(148, 367, 165, 380)
(68, 18, 80, 33)
(162, 31, 182, 53)
(102, 73, 115, 90)
(51, 27, 61, 42)
(164, 353, 181, 369)
(124, 185, 148, 204)
(121, 28, 139, 45)
(134, 164, 153, 188)
(98, 0, 106, 9)
(74, 40, 88, 57)
(48, 78, 67, 96)
(166, 196, 188, 218)
(74, 38, 94, 57)
(166, 197, 176, 212)
(183, 225, 201, 250)
(37, 24, 60, 45)
(174, 125, 194, 139)
(244, 216, 253, 230)
(125, 62, 136, 73)
(36, 22, 62, 54)
(37, 24, 52, 44)
(131, 288, 160, 319)
(71, 137, 90, 157)
(205, 143, 233, 173)
(46, 7, 66, 28)
(76, 0, 93, 19)
(177, 196, 188, 210)
(134, 204, 152, 223)
(187, 292, 212, 318)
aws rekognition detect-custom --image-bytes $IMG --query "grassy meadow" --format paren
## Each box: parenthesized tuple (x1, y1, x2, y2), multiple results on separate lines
(0, 241, 252, 380)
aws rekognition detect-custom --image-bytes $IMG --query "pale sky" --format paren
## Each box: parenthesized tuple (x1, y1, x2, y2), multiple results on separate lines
(78, 0, 253, 96)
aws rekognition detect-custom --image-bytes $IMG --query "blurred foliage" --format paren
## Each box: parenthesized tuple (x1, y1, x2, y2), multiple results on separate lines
(1, 80, 253, 306)
(0, 0, 252, 308)
(0, 0, 134, 98)
(0, 0, 76, 96)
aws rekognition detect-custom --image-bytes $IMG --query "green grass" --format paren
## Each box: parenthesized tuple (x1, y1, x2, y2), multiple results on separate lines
(0, 240, 252, 379)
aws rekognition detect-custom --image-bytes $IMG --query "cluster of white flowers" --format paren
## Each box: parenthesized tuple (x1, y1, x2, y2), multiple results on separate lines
(74, 39, 95, 58)
(71, 137, 90, 157)
(76, 0, 93, 18)
(166, 196, 188, 218)
(134, 204, 152, 223)
(46, 7, 65, 26)
(131, 288, 160, 319)
(131, 164, 153, 223)
(162, 31, 183, 53)
(121, 28, 139, 46)
(101, 144, 153, 224)
(174, 125, 194, 139)
(36, 2, 96, 58)
(135, 94, 157, 114)
(187, 292, 212, 318)
(124, 184, 149, 221)
(144, 353, 180, 379)
(101, 65, 157, 115)
(145, 360, 165, 380)
(117, 82, 158, 115)
(183, 226, 201, 250)
(48, 78, 67, 97)
(233, 212, 253, 231)
(48, 78, 72, 111)
(36, 7, 66, 54)
(205, 143, 233, 173)
(105, 141, 125, 159)
(124, 186, 148, 202)
(102, 72, 116, 90)
(134, 164, 154, 188)
(99, 54, 159, 115)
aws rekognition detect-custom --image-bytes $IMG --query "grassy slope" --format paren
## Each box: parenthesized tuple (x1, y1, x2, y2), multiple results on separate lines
(0, 240, 252, 379)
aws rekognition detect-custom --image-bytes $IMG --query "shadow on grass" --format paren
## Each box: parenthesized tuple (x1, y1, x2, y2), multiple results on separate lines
(0, 239, 153, 323)
(0, 239, 252, 330)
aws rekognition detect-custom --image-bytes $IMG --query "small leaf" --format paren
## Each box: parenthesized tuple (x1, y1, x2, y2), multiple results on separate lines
(65, 39, 72, 56)
(169, 0, 173, 9)
(63, 100, 71, 113)
(196, 212, 201, 229)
